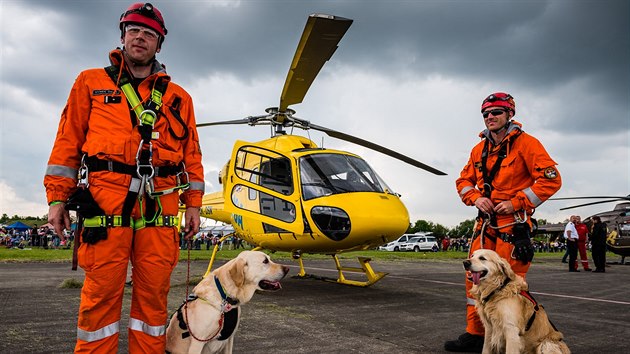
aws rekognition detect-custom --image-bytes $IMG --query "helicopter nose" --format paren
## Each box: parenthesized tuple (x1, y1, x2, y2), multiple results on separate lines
(305, 193, 410, 243)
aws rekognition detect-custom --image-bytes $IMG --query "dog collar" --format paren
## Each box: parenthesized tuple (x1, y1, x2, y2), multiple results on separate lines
(481, 277, 511, 304)
(214, 276, 239, 306)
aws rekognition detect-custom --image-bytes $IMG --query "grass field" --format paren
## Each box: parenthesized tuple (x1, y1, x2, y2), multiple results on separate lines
(0, 246, 579, 263)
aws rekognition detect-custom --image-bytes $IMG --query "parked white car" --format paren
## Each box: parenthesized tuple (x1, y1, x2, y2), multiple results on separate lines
(378, 234, 418, 251)
(400, 235, 439, 252)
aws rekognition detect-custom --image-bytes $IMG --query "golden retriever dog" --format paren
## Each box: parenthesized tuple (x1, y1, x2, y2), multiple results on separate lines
(165, 251, 289, 354)
(464, 249, 570, 354)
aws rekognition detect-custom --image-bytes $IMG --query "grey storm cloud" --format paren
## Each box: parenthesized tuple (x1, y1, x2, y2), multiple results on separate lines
(14, 0, 629, 131)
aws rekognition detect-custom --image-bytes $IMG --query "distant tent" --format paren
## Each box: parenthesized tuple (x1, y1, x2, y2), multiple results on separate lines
(5, 221, 32, 231)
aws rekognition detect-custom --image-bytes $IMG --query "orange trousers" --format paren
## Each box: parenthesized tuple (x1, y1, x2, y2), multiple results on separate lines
(75, 183, 180, 353)
(465, 220, 531, 336)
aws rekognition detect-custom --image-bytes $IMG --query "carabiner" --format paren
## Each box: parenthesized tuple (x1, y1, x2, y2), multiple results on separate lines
(135, 140, 155, 179)
(513, 210, 528, 224)
(78, 155, 90, 188)
(138, 109, 157, 127)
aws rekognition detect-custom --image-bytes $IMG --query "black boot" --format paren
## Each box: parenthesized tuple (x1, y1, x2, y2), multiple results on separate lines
(444, 332, 484, 352)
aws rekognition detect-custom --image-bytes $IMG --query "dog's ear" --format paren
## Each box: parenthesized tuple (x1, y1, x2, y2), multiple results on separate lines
(497, 256, 516, 280)
(229, 257, 247, 288)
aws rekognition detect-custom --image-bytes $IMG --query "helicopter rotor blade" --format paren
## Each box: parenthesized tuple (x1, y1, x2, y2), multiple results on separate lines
(559, 198, 627, 210)
(551, 195, 630, 201)
(307, 122, 447, 175)
(196, 114, 271, 128)
(279, 14, 353, 113)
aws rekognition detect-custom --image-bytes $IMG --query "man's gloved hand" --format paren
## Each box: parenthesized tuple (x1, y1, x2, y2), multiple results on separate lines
(512, 223, 534, 263)
(513, 236, 534, 263)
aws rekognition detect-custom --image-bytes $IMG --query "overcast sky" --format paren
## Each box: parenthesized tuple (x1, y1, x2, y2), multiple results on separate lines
(1, 0, 628, 228)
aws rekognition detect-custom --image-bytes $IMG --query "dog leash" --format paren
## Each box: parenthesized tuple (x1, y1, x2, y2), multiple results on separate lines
(183, 238, 224, 342)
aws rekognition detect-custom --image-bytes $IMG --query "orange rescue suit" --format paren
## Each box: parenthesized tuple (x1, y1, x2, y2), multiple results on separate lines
(44, 49, 204, 353)
(455, 120, 561, 336)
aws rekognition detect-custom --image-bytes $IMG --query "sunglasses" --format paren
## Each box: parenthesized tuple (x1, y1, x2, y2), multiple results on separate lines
(482, 109, 507, 118)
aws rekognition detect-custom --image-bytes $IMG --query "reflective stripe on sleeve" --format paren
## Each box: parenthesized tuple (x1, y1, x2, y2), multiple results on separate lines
(189, 181, 205, 193)
(459, 186, 474, 197)
(77, 321, 119, 342)
(522, 187, 542, 207)
(128, 317, 166, 337)
(467, 297, 476, 306)
(46, 165, 78, 180)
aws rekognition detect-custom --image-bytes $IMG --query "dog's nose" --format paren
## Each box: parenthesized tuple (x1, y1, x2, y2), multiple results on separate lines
(282, 265, 290, 276)
(463, 260, 471, 270)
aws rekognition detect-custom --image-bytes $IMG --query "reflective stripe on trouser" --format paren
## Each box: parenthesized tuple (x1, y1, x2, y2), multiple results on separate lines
(75, 183, 180, 353)
(465, 224, 531, 336)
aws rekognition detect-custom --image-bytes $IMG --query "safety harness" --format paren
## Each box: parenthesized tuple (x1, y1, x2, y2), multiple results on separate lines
(479, 138, 509, 227)
(474, 129, 531, 249)
(77, 63, 190, 233)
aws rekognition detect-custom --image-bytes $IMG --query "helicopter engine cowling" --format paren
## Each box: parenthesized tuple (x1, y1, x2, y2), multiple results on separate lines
(301, 192, 410, 252)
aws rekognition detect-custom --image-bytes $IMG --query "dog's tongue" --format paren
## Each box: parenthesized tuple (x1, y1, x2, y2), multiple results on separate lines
(259, 280, 282, 291)
(471, 271, 481, 285)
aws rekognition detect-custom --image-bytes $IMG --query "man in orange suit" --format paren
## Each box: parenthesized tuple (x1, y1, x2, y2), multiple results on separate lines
(44, 3, 204, 352)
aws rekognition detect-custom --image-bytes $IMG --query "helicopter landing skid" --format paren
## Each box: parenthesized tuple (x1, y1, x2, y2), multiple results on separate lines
(294, 254, 388, 287)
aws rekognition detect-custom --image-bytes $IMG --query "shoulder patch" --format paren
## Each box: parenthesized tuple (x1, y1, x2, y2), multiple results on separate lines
(544, 167, 558, 179)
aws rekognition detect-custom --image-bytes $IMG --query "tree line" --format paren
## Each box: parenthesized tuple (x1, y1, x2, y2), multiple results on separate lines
(407, 218, 549, 239)
(1, 213, 48, 226)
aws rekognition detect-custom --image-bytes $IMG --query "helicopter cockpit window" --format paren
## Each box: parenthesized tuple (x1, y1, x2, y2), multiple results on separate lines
(234, 146, 293, 196)
(299, 154, 393, 200)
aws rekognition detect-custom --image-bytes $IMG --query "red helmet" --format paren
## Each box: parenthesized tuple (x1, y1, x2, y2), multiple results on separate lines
(120, 3, 167, 37)
(481, 92, 515, 114)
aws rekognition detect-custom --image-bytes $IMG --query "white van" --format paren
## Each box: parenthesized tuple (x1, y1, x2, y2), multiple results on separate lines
(378, 234, 418, 251)
(400, 234, 439, 252)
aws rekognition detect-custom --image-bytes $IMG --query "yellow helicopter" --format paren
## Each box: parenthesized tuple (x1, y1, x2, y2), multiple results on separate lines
(192, 14, 446, 286)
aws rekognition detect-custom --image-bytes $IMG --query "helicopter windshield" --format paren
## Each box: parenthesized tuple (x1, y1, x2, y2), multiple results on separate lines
(299, 153, 394, 200)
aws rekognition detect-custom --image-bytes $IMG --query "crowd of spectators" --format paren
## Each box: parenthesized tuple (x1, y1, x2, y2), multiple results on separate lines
(1, 225, 73, 249)
(179, 232, 249, 251)
(1, 224, 245, 252)
(436, 236, 568, 253)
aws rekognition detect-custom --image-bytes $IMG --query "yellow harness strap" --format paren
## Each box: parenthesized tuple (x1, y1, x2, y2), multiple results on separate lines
(82, 215, 178, 230)
(134, 215, 179, 230)
(83, 215, 134, 228)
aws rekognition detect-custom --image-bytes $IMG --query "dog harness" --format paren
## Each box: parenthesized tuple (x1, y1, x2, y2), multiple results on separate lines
(481, 277, 558, 333)
(175, 276, 240, 342)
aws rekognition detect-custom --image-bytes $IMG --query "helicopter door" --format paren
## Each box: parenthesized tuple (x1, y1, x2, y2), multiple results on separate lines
(224, 142, 304, 234)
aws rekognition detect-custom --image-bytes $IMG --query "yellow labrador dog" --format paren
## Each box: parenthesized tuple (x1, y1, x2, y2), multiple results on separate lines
(464, 249, 570, 354)
(166, 250, 289, 354)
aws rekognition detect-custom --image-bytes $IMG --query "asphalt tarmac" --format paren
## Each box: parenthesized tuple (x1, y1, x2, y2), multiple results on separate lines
(1, 254, 629, 353)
